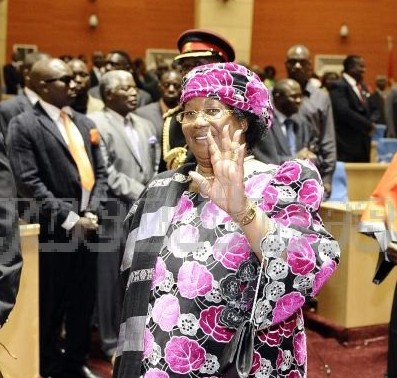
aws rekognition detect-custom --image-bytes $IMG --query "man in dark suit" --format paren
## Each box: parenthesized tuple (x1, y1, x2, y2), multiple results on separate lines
(268, 78, 316, 164)
(329, 55, 374, 162)
(136, 68, 183, 141)
(0, 132, 22, 329)
(7, 58, 107, 378)
(368, 75, 387, 125)
(2, 51, 23, 95)
(89, 51, 105, 89)
(0, 51, 50, 139)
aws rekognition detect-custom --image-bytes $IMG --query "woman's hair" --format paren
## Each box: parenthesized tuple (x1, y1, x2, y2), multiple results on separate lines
(232, 108, 268, 150)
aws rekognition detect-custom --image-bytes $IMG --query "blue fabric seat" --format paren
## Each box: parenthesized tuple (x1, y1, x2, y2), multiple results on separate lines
(327, 161, 348, 202)
(377, 138, 397, 163)
(372, 124, 386, 142)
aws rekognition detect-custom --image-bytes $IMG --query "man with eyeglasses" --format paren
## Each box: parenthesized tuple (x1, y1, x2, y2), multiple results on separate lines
(89, 50, 153, 108)
(285, 44, 337, 200)
(161, 29, 235, 172)
(6, 58, 107, 378)
(88, 70, 158, 362)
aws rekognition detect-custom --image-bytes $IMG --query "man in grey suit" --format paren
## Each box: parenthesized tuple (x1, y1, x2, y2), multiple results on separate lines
(285, 44, 337, 199)
(88, 70, 158, 361)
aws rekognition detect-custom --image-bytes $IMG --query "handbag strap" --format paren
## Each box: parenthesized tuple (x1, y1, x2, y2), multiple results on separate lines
(249, 254, 265, 324)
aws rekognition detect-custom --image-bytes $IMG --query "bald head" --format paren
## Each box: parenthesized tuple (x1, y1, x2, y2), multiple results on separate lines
(285, 44, 312, 88)
(22, 52, 51, 90)
(286, 44, 311, 61)
(30, 58, 75, 108)
(272, 78, 302, 117)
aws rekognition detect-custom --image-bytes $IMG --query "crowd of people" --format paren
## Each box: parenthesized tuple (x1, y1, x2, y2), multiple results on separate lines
(0, 26, 396, 378)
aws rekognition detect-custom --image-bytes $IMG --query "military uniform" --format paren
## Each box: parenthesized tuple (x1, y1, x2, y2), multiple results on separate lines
(159, 29, 235, 172)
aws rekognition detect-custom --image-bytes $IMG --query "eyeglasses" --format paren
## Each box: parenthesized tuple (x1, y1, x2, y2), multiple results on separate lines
(44, 75, 74, 85)
(176, 108, 234, 124)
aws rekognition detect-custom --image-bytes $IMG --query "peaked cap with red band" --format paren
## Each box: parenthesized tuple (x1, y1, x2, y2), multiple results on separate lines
(174, 29, 235, 63)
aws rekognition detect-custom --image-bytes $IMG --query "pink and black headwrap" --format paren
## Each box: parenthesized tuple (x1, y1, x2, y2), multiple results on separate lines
(180, 62, 273, 129)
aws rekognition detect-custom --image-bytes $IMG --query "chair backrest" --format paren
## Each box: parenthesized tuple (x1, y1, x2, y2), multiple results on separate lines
(372, 124, 387, 142)
(327, 161, 348, 202)
(376, 138, 397, 163)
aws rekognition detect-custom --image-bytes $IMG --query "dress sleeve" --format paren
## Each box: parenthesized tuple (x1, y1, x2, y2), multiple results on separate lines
(249, 159, 340, 330)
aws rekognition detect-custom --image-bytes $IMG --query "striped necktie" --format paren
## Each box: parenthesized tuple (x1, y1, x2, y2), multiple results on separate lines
(60, 111, 95, 191)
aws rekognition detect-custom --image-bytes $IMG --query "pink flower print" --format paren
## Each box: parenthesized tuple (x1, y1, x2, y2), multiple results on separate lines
(245, 79, 267, 115)
(152, 294, 180, 331)
(293, 331, 307, 366)
(177, 261, 213, 299)
(213, 232, 251, 271)
(173, 193, 194, 223)
(313, 259, 338, 296)
(164, 336, 206, 374)
(143, 328, 154, 359)
(257, 327, 281, 346)
(279, 316, 297, 338)
(259, 185, 279, 212)
(167, 224, 200, 258)
(298, 179, 322, 210)
(272, 292, 305, 324)
(287, 237, 316, 275)
(286, 370, 303, 378)
(245, 173, 271, 199)
(250, 351, 262, 374)
(199, 305, 234, 342)
(200, 201, 231, 229)
(151, 257, 166, 289)
(272, 204, 311, 228)
(144, 368, 170, 378)
(274, 161, 302, 185)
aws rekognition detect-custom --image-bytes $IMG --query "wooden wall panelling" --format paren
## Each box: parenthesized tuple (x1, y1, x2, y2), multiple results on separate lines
(6, 0, 194, 64)
(251, 0, 397, 88)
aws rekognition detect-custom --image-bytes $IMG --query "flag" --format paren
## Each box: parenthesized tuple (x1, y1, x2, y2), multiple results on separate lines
(387, 36, 394, 85)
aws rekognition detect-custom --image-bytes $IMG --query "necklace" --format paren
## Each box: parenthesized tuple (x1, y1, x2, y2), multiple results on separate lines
(195, 165, 215, 180)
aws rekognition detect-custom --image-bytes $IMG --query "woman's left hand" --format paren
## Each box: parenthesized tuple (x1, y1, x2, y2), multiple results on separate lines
(189, 125, 248, 216)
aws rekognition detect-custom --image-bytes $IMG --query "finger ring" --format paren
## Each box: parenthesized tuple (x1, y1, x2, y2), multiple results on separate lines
(230, 152, 238, 162)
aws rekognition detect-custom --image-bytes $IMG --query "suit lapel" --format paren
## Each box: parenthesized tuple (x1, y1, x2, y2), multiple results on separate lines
(273, 118, 291, 155)
(36, 107, 69, 151)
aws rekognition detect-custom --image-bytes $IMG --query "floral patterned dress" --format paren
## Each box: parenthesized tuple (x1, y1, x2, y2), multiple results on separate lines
(139, 160, 340, 378)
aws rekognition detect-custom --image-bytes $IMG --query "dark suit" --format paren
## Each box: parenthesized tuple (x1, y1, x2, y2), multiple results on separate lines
(267, 114, 311, 164)
(7, 103, 107, 376)
(0, 132, 22, 327)
(2, 62, 22, 95)
(329, 76, 373, 162)
(0, 92, 33, 138)
(368, 90, 386, 124)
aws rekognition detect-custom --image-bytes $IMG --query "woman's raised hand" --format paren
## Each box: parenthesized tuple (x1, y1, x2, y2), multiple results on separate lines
(189, 125, 248, 216)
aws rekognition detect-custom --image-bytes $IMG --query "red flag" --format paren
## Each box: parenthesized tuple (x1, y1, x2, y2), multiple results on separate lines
(387, 36, 394, 85)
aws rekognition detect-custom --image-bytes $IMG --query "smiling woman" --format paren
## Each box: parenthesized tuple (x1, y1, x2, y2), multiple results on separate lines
(113, 62, 340, 378)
